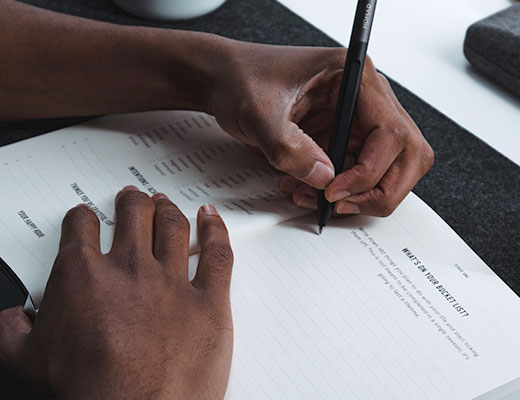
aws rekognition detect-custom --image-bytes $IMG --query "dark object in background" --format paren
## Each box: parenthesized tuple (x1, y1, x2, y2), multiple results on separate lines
(464, 4, 520, 97)
(0, 258, 28, 311)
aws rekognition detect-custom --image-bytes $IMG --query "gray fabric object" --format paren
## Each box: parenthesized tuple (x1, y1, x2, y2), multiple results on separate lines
(1, 0, 520, 398)
(464, 4, 520, 97)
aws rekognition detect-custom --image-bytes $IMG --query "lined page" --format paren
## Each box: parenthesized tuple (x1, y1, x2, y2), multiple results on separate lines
(223, 194, 520, 399)
(0, 111, 306, 303)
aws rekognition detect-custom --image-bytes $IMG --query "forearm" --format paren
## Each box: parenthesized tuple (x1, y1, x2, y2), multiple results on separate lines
(0, 0, 225, 120)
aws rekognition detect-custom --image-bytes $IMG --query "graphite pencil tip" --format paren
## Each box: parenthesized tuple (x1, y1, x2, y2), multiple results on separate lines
(318, 226, 323, 235)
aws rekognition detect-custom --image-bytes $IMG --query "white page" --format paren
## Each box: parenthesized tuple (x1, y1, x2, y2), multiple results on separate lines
(0, 111, 306, 303)
(3, 111, 520, 399)
(223, 194, 520, 400)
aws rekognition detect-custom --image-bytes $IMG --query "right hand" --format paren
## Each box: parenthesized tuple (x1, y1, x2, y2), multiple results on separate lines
(0, 186, 234, 400)
(211, 42, 433, 217)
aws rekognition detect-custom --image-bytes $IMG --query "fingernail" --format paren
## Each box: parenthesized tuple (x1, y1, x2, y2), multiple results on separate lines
(76, 203, 91, 209)
(297, 194, 317, 210)
(304, 162, 334, 189)
(328, 189, 351, 203)
(336, 201, 360, 215)
(115, 185, 140, 204)
(153, 192, 169, 200)
(279, 177, 299, 195)
(120, 185, 139, 192)
(201, 204, 219, 216)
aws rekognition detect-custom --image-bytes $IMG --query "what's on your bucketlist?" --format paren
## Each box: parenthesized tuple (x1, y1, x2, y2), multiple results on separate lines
(401, 248, 470, 318)
(1, 110, 520, 398)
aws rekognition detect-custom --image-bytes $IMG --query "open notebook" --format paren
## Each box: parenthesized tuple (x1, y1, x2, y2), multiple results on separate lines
(1, 111, 519, 399)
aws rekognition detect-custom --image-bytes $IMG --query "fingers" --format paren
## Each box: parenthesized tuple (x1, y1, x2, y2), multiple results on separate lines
(0, 306, 32, 372)
(319, 65, 433, 216)
(257, 52, 341, 190)
(324, 123, 407, 202)
(152, 193, 190, 278)
(59, 203, 101, 253)
(277, 149, 357, 210)
(259, 122, 335, 190)
(278, 128, 433, 218)
(335, 142, 434, 216)
(291, 182, 318, 210)
(193, 205, 233, 303)
(327, 128, 433, 217)
(325, 68, 411, 203)
(279, 175, 324, 211)
(110, 185, 155, 255)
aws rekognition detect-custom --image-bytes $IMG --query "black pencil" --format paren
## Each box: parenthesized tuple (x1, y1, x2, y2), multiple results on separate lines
(317, 0, 378, 234)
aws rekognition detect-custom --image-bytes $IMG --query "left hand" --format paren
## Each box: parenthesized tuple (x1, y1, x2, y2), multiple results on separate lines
(0, 187, 234, 400)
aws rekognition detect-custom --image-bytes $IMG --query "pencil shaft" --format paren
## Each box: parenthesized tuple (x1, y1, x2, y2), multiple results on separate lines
(316, 0, 377, 229)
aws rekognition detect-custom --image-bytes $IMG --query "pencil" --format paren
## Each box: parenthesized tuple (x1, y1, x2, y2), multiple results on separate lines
(317, 0, 378, 234)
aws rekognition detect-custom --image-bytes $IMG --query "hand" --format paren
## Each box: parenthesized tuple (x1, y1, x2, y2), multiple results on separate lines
(211, 43, 434, 216)
(0, 186, 234, 400)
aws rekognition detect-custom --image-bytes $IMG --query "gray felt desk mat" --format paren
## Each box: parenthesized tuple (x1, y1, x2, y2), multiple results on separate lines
(1, 0, 519, 397)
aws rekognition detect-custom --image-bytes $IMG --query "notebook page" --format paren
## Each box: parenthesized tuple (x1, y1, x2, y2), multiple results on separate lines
(0, 111, 306, 303)
(223, 193, 520, 400)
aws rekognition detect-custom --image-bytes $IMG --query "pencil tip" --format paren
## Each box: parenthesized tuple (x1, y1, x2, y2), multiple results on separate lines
(318, 226, 323, 235)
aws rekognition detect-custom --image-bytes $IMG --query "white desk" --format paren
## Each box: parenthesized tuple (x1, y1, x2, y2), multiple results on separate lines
(279, 0, 520, 166)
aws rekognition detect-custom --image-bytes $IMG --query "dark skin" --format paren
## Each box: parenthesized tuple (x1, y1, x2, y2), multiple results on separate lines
(0, 0, 433, 216)
(0, 187, 234, 399)
(0, 1, 434, 398)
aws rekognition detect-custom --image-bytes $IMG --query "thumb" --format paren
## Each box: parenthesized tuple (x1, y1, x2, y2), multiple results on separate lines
(0, 306, 34, 374)
(260, 122, 334, 189)
(193, 204, 234, 302)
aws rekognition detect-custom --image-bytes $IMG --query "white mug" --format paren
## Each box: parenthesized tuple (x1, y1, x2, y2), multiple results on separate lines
(112, 0, 227, 21)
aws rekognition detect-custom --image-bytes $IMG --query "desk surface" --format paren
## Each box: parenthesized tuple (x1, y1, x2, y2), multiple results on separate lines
(280, 0, 520, 166)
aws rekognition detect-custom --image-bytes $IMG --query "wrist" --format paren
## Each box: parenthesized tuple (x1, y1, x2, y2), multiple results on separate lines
(145, 29, 229, 113)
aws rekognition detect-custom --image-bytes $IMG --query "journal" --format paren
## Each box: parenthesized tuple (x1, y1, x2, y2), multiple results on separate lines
(1, 111, 519, 400)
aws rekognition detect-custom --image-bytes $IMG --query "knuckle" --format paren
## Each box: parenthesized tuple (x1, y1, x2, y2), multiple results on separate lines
(332, 170, 354, 188)
(372, 199, 396, 217)
(237, 91, 260, 118)
(63, 205, 97, 225)
(368, 190, 399, 217)
(388, 121, 410, 149)
(365, 54, 375, 70)
(326, 48, 348, 70)
(376, 72, 391, 88)
(206, 307, 232, 334)
(360, 57, 377, 88)
(157, 208, 189, 231)
(409, 132, 435, 174)
(354, 162, 380, 188)
(421, 141, 435, 171)
(74, 243, 98, 261)
(201, 214, 228, 235)
(377, 202, 397, 217)
(267, 136, 295, 170)
(117, 190, 152, 211)
(204, 240, 234, 267)
(111, 245, 144, 276)
(57, 244, 97, 269)
(51, 251, 92, 286)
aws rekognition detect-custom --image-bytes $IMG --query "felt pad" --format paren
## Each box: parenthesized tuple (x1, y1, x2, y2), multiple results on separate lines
(464, 4, 520, 98)
(1, 0, 519, 397)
